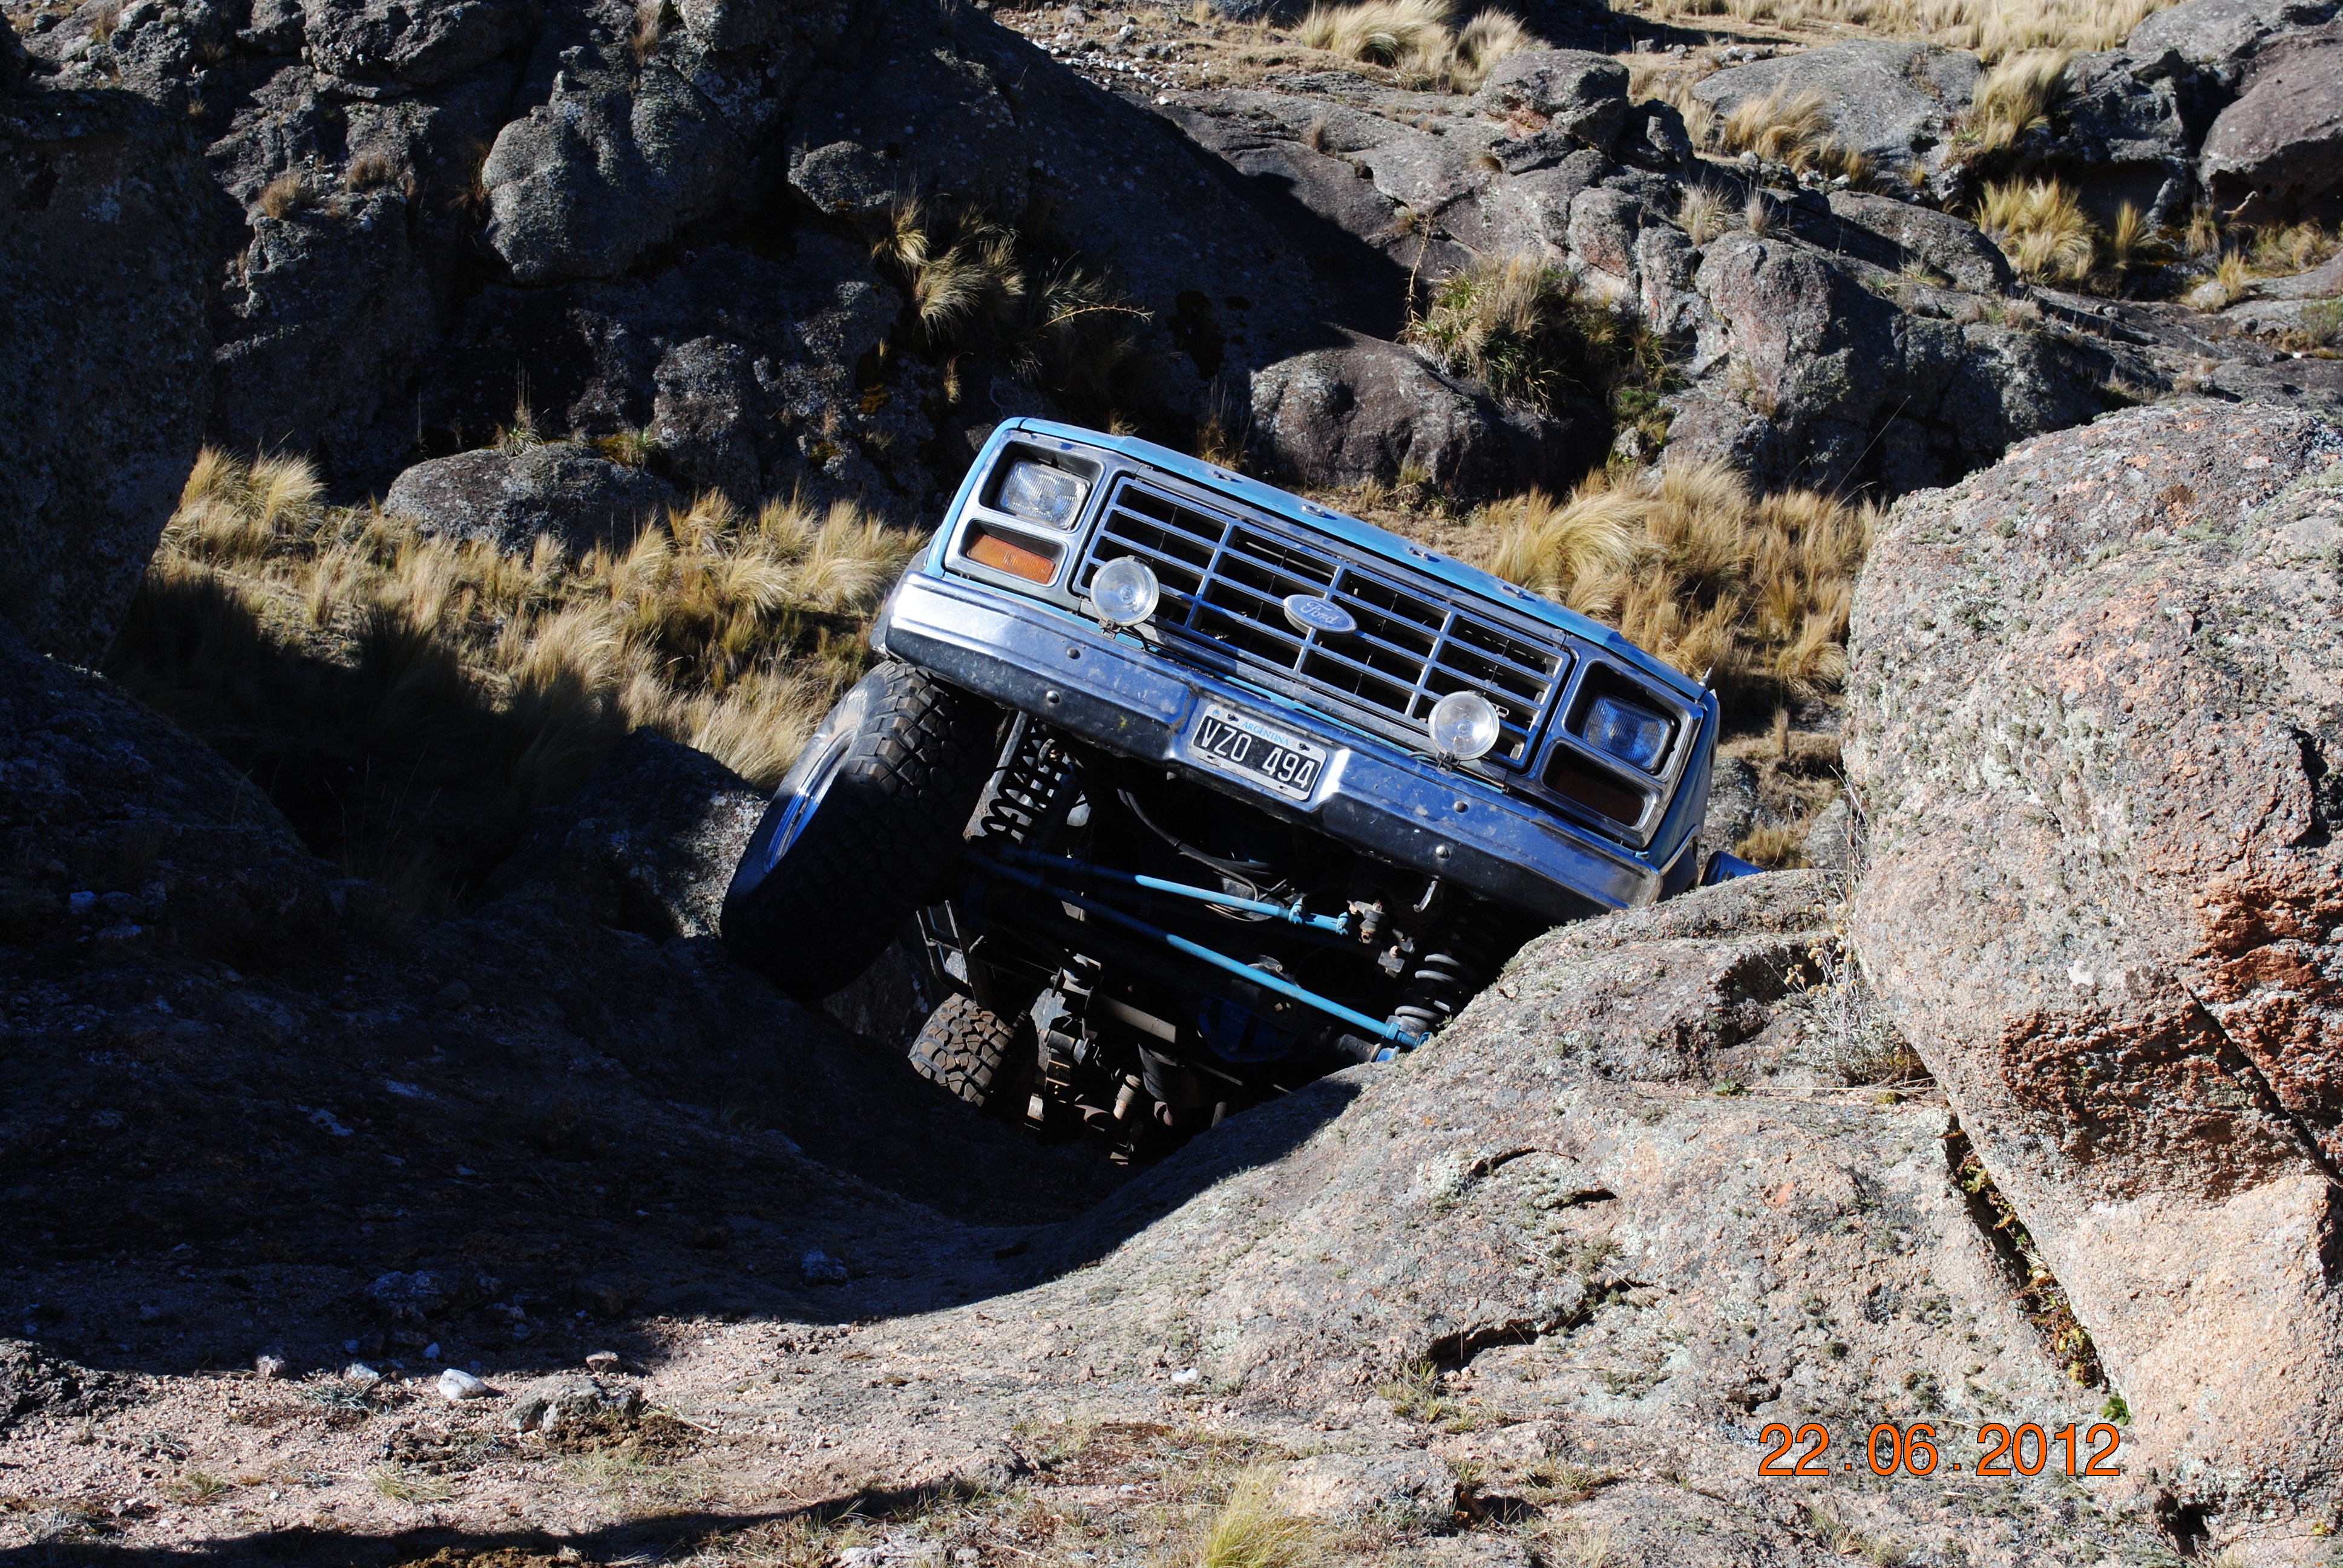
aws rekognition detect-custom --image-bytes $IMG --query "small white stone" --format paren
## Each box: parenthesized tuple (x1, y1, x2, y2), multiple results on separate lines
(438, 1367, 491, 1401)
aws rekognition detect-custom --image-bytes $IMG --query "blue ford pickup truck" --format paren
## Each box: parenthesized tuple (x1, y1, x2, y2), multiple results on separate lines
(724, 419, 1737, 1158)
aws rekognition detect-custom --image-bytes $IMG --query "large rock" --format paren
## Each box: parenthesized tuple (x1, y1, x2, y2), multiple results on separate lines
(2128, 0, 2339, 88)
(786, 3, 1328, 425)
(212, 188, 439, 490)
(1246, 333, 1599, 499)
(425, 236, 915, 517)
(482, 65, 749, 283)
(2031, 49, 2194, 227)
(0, 88, 212, 664)
(1824, 189, 2015, 294)
(1847, 400, 2343, 1525)
(382, 443, 678, 554)
(485, 730, 765, 939)
(985, 871, 2115, 1560)
(2200, 24, 2343, 221)
(1689, 41, 1981, 183)
(1, 613, 351, 965)
(1469, 49, 1631, 155)
(301, 0, 538, 90)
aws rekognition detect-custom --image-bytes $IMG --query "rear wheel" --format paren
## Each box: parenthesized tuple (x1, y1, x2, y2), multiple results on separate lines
(908, 993, 1034, 1114)
(721, 662, 996, 1003)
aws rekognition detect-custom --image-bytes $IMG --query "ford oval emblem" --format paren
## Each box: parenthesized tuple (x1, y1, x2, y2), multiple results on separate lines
(1282, 594, 1358, 636)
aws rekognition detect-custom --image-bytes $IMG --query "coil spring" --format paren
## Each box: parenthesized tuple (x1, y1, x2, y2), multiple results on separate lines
(977, 720, 1079, 847)
(1388, 900, 1508, 1038)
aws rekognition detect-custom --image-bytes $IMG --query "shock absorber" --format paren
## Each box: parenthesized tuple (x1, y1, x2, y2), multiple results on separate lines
(1388, 898, 1509, 1039)
(974, 716, 1080, 849)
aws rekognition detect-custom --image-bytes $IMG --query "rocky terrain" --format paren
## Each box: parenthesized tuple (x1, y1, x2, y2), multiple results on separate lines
(5, 0, 2343, 1557)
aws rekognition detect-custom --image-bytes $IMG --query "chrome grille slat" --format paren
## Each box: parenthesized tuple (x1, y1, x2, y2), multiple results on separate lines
(1079, 476, 1568, 767)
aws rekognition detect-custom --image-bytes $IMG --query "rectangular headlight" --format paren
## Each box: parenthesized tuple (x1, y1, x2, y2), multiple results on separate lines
(1585, 693, 1673, 773)
(997, 460, 1089, 530)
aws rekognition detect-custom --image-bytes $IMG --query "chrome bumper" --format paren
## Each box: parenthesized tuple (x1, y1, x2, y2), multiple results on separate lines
(878, 572, 1703, 921)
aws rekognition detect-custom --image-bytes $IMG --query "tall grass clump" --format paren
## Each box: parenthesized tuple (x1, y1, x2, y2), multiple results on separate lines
(1978, 177, 2096, 283)
(110, 451, 920, 910)
(1716, 88, 1866, 179)
(1614, 0, 2173, 61)
(866, 194, 1152, 415)
(1296, 0, 1536, 90)
(1475, 463, 1875, 714)
(1406, 255, 1672, 428)
(1178, 1468, 1317, 1568)
(1966, 48, 2069, 151)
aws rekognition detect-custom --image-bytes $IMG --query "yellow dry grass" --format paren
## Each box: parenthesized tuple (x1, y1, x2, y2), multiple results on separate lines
(115, 450, 919, 907)
(1179, 1468, 1317, 1568)
(1294, 0, 1535, 90)
(1977, 177, 2096, 282)
(1472, 463, 1874, 711)
(1715, 88, 1867, 180)
(1966, 48, 2070, 151)
(1610, 0, 2170, 61)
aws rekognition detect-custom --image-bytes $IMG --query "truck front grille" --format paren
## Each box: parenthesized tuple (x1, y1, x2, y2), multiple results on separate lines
(1075, 478, 1567, 765)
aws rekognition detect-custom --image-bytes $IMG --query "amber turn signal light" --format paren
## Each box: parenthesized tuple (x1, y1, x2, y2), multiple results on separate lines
(963, 524, 1060, 584)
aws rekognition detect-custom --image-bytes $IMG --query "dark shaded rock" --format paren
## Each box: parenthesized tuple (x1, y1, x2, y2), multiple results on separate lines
(2200, 23, 2343, 221)
(1849, 399, 2343, 1519)
(382, 444, 678, 554)
(426, 236, 913, 517)
(483, 65, 749, 283)
(0, 88, 212, 663)
(1247, 333, 1600, 499)
(1470, 48, 1630, 154)
(303, 0, 538, 90)
(1690, 41, 1979, 183)
(787, 5, 1330, 423)
(0, 1340, 129, 1429)
(487, 731, 765, 941)
(0, 614, 349, 966)
(212, 188, 438, 489)
(2, 18, 29, 93)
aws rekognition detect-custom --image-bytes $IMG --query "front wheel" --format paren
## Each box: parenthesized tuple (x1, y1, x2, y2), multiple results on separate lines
(721, 662, 996, 1002)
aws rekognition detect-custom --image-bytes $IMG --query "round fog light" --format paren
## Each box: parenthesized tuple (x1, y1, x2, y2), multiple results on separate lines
(1427, 691, 1501, 761)
(1090, 557, 1161, 627)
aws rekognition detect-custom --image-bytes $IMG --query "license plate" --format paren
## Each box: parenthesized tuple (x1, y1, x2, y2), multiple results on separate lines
(1188, 704, 1325, 800)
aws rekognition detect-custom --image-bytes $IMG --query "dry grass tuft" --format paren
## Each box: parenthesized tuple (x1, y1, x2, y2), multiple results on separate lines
(1297, 0, 1452, 64)
(1978, 177, 2096, 283)
(112, 450, 920, 911)
(342, 149, 401, 192)
(1966, 48, 2069, 151)
(867, 195, 1151, 413)
(1613, 0, 2171, 61)
(1677, 183, 1733, 245)
(630, 0, 669, 62)
(1181, 1467, 1316, 1568)
(1472, 463, 1873, 714)
(256, 173, 314, 218)
(1294, 0, 1535, 90)
(1716, 88, 1866, 179)
(1406, 254, 1670, 423)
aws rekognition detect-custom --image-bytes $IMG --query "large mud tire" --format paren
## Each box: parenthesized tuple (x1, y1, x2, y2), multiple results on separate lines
(721, 662, 995, 1003)
(908, 993, 1032, 1114)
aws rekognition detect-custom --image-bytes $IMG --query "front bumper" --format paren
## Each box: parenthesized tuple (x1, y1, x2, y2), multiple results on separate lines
(877, 571, 1708, 921)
